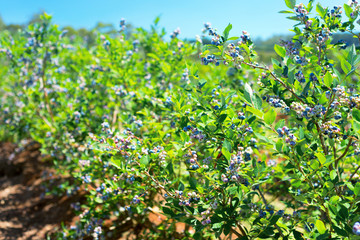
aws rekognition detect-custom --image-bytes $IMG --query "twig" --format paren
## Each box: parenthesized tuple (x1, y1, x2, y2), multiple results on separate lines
(40, 48, 55, 122)
(135, 161, 174, 198)
(235, 222, 247, 237)
(112, 106, 119, 132)
(230, 228, 243, 239)
(335, 138, 353, 166)
(292, 152, 333, 235)
(242, 61, 305, 104)
(257, 188, 284, 238)
(322, 93, 335, 121)
(315, 122, 328, 155)
(349, 165, 360, 182)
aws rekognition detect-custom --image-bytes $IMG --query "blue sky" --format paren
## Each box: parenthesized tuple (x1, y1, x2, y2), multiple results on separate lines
(0, 0, 351, 40)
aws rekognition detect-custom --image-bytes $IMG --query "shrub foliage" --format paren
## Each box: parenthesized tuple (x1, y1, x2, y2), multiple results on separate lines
(1, 1, 360, 239)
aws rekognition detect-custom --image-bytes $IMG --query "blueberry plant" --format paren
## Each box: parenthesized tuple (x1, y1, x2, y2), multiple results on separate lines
(2, 0, 360, 239)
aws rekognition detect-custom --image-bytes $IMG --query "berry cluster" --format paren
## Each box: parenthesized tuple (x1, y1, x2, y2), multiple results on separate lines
(239, 31, 251, 45)
(175, 190, 200, 207)
(320, 121, 342, 140)
(221, 146, 254, 184)
(295, 70, 306, 83)
(328, 6, 342, 19)
(200, 210, 212, 225)
(277, 126, 297, 146)
(294, 3, 309, 22)
(170, 28, 181, 39)
(294, 55, 307, 65)
(184, 151, 200, 170)
(316, 28, 331, 46)
(291, 103, 326, 119)
(119, 18, 126, 31)
(263, 95, 290, 113)
(280, 40, 299, 56)
(201, 54, 217, 65)
(226, 43, 244, 63)
(353, 222, 360, 235)
(181, 68, 190, 84)
(202, 22, 221, 46)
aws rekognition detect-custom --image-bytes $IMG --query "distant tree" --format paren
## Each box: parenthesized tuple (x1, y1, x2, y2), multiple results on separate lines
(0, 15, 5, 30)
(62, 26, 77, 36)
(5, 24, 23, 34)
(331, 33, 359, 47)
(27, 11, 46, 25)
(77, 28, 96, 47)
(254, 35, 293, 52)
(93, 22, 117, 35)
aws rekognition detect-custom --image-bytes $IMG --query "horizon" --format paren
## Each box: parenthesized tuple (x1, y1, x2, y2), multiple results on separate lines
(1, 0, 355, 40)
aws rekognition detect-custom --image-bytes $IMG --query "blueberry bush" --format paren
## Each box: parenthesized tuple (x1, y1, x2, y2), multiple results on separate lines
(2, 1, 360, 239)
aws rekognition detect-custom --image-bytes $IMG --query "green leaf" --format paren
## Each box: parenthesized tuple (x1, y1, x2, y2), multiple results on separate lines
(323, 72, 332, 88)
(293, 230, 303, 240)
(347, 44, 360, 76)
(228, 186, 239, 196)
(272, 58, 280, 67)
(316, 3, 327, 18)
(276, 139, 283, 152)
(147, 53, 160, 61)
(178, 181, 185, 191)
(253, 94, 263, 110)
(189, 177, 197, 190)
(348, 44, 360, 66)
(140, 155, 150, 166)
(212, 222, 223, 230)
(222, 147, 231, 160)
(154, 16, 160, 25)
(264, 108, 277, 125)
(244, 83, 254, 105)
(330, 170, 337, 180)
(254, 132, 275, 144)
(279, 10, 294, 14)
(319, 92, 328, 105)
(315, 220, 326, 234)
(223, 23, 232, 42)
(338, 204, 349, 220)
(288, 70, 295, 84)
(287, 16, 300, 21)
(161, 62, 172, 75)
(353, 109, 360, 122)
(341, 58, 352, 75)
(285, 0, 296, 9)
(162, 207, 176, 217)
(247, 106, 264, 118)
(315, 152, 326, 165)
(227, 36, 239, 41)
(355, 182, 360, 196)
(218, 114, 227, 123)
(274, 44, 286, 58)
(310, 160, 319, 170)
(275, 119, 285, 129)
(167, 162, 174, 175)
(223, 139, 232, 152)
(346, 182, 354, 191)
(344, 4, 353, 19)
(333, 225, 348, 237)
(269, 215, 281, 225)
(329, 195, 340, 205)
(110, 157, 121, 169)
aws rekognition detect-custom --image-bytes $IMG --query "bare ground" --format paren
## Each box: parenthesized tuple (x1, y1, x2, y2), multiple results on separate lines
(0, 141, 80, 240)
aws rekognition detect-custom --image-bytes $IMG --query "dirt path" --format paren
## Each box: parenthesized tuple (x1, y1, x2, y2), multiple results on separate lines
(0, 141, 79, 240)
